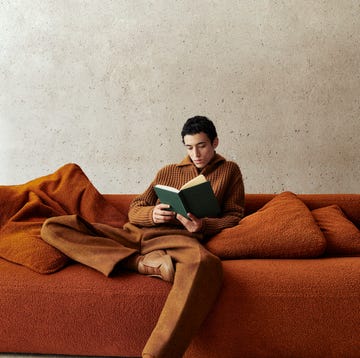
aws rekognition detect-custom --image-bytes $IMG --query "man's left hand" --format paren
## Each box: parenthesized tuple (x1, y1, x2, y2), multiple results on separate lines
(176, 213, 203, 233)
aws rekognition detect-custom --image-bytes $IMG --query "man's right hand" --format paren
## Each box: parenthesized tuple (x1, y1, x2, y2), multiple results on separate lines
(152, 203, 176, 224)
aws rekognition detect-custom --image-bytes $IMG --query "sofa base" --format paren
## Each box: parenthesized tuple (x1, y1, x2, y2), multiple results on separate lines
(1, 256, 359, 358)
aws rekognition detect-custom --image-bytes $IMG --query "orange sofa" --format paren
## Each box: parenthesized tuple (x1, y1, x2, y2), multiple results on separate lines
(1, 193, 360, 358)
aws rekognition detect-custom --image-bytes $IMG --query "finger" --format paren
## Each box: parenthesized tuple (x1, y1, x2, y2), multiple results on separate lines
(162, 209, 175, 215)
(176, 213, 188, 223)
(159, 210, 175, 218)
(155, 211, 176, 223)
(186, 213, 199, 222)
(157, 203, 171, 210)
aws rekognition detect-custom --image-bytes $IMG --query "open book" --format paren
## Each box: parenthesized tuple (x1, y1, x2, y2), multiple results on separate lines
(154, 174, 220, 218)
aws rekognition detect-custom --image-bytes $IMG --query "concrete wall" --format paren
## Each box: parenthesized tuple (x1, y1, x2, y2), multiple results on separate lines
(1, 0, 359, 194)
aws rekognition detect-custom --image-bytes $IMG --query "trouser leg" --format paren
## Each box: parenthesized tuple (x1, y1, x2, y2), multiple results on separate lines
(42, 218, 223, 357)
(140, 233, 223, 358)
(41, 215, 140, 276)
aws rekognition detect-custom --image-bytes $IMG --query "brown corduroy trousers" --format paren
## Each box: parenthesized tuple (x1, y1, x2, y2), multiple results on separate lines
(41, 215, 223, 358)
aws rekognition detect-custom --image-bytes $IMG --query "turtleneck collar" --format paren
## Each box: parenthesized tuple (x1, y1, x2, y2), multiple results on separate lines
(177, 153, 225, 174)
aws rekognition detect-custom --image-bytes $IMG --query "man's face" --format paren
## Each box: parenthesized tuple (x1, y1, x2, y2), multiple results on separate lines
(183, 132, 218, 169)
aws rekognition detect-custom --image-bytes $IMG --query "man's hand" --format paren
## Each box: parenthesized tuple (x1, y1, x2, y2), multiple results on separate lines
(152, 203, 176, 224)
(176, 213, 204, 233)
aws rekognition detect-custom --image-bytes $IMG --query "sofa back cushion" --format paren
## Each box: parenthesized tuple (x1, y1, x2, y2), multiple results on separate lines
(312, 205, 360, 256)
(205, 191, 327, 259)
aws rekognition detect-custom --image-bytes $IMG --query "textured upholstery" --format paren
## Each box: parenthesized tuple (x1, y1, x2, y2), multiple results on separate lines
(0, 193, 359, 357)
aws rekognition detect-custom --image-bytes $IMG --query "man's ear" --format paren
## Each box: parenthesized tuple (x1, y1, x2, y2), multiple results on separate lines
(213, 137, 219, 149)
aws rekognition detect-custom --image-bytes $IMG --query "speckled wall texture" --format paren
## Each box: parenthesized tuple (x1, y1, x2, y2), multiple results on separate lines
(1, 1, 359, 194)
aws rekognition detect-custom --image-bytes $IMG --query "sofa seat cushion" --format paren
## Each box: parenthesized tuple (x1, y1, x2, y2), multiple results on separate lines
(2, 256, 359, 358)
(0, 259, 170, 357)
(206, 191, 326, 259)
(185, 257, 360, 358)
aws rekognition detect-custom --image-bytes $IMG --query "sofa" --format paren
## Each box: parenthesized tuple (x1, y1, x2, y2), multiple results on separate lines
(0, 164, 359, 357)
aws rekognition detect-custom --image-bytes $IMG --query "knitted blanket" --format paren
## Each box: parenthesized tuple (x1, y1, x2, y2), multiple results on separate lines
(0, 164, 127, 273)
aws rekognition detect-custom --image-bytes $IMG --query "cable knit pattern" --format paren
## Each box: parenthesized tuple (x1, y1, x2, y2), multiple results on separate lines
(128, 154, 245, 237)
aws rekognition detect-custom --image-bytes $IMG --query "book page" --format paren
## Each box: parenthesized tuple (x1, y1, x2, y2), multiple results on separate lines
(180, 174, 207, 190)
(154, 184, 180, 193)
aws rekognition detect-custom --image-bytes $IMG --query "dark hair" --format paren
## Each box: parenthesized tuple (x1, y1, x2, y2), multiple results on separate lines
(181, 116, 218, 143)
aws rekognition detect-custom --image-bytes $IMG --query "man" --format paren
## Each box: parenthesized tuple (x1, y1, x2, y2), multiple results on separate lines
(42, 116, 245, 358)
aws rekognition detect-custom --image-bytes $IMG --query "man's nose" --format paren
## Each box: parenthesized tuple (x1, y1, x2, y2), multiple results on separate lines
(193, 148, 200, 157)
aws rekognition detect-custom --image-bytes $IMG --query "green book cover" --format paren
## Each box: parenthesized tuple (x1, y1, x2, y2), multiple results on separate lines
(154, 175, 220, 218)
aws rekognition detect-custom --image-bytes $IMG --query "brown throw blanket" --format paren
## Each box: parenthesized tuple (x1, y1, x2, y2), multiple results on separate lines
(0, 163, 127, 274)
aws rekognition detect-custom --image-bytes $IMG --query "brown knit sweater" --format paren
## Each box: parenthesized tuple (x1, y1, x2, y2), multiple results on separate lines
(128, 153, 245, 238)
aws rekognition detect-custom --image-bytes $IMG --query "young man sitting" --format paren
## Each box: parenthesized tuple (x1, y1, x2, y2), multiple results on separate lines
(42, 115, 245, 358)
